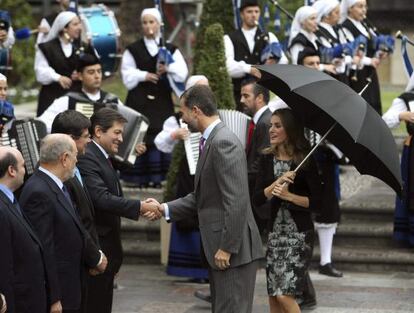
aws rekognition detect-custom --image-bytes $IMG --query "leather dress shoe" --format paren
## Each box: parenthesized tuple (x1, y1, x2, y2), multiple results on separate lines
(299, 298, 317, 310)
(319, 263, 343, 277)
(194, 290, 212, 303)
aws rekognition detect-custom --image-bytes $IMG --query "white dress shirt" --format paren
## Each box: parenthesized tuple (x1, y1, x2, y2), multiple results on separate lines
(121, 36, 188, 91)
(38, 90, 124, 133)
(34, 37, 73, 85)
(0, 27, 15, 49)
(153, 116, 180, 154)
(252, 105, 269, 124)
(224, 27, 288, 79)
(382, 97, 409, 129)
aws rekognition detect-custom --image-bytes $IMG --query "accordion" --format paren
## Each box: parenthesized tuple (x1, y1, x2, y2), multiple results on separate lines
(71, 99, 150, 166)
(183, 109, 251, 175)
(1, 119, 47, 175)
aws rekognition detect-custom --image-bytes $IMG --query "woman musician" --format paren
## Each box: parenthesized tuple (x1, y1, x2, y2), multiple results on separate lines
(340, 0, 387, 114)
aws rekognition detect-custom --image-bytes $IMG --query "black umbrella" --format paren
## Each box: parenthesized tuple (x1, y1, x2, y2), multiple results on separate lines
(257, 64, 402, 196)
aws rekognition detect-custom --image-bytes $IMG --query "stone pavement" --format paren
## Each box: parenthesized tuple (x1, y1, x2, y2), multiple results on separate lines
(112, 265, 414, 313)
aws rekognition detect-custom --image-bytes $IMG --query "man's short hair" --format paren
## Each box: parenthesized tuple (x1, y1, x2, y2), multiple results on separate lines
(90, 108, 127, 136)
(241, 77, 270, 104)
(297, 48, 321, 65)
(39, 134, 75, 164)
(180, 85, 217, 117)
(240, 0, 259, 11)
(0, 152, 17, 179)
(51, 110, 91, 138)
(76, 53, 101, 73)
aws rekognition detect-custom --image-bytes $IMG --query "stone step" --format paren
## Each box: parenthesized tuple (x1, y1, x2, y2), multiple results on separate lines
(121, 218, 160, 241)
(311, 245, 414, 272)
(122, 239, 160, 264)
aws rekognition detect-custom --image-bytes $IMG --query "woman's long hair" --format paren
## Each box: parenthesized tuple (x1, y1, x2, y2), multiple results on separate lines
(263, 108, 311, 165)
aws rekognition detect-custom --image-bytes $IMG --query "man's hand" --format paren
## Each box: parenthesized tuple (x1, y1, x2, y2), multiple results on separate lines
(58, 76, 72, 89)
(323, 64, 337, 75)
(38, 26, 49, 34)
(0, 293, 6, 313)
(171, 128, 189, 141)
(90, 252, 108, 275)
(0, 30, 7, 43)
(157, 63, 167, 76)
(371, 57, 380, 69)
(250, 67, 262, 79)
(214, 249, 231, 270)
(145, 72, 159, 84)
(50, 300, 62, 313)
(135, 143, 147, 156)
(141, 198, 162, 221)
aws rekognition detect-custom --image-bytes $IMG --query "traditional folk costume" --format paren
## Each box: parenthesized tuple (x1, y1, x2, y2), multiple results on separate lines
(382, 83, 414, 247)
(121, 8, 188, 187)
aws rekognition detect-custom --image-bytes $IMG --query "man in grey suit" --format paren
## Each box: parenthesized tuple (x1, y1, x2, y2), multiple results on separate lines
(156, 85, 263, 313)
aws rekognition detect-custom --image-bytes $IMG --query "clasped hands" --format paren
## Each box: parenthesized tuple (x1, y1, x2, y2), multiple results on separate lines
(265, 171, 296, 201)
(140, 198, 164, 221)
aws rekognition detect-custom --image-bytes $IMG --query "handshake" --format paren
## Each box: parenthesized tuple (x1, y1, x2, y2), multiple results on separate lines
(140, 198, 165, 221)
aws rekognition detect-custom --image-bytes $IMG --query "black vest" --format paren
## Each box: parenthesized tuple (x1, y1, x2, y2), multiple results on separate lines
(399, 92, 414, 135)
(316, 25, 341, 47)
(289, 33, 319, 53)
(341, 19, 376, 57)
(228, 28, 268, 66)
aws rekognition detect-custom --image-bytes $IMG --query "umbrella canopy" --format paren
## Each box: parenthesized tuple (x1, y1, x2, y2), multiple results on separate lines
(257, 64, 402, 196)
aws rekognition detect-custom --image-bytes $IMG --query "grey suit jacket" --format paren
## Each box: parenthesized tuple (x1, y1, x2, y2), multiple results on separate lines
(167, 121, 264, 270)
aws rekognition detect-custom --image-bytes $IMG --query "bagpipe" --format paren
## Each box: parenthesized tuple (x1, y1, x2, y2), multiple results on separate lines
(396, 30, 413, 78)
(154, 0, 185, 97)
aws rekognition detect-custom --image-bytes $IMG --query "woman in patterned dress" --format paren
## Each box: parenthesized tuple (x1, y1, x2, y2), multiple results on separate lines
(253, 109, 322, 313)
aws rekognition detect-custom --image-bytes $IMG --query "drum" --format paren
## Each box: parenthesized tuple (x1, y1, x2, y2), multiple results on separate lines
(79, 4, 121, 77)
(0, 48, 11, 75)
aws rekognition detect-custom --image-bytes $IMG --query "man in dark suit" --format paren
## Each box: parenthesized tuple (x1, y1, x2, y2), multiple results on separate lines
(20, 134, 94, 313)
(240, 77, 272, 234)
(156, 85, 263, 313)
(0, 147, 48, 313)
(77, 107, 160, 313)
(51, 110, 108, 313)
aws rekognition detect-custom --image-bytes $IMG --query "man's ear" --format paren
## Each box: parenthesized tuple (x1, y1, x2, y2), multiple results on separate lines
(7, 165, 15, 178)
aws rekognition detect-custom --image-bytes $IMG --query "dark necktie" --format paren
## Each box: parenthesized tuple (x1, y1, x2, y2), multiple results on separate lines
(246, 120, 255, 151)
(61, 185, 73, 205)
(199, 137, 206, 155)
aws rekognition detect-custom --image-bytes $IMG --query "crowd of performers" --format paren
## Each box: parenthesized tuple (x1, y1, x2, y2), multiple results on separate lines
(0, 0, 412, 312)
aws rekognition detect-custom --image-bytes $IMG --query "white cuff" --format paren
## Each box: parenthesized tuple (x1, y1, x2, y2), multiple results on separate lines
(163, 203, 171, 221)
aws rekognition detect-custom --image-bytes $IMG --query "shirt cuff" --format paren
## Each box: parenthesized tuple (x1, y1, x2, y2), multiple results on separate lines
(96, 250, 104, 267)
(163, 203, 171, 221)
(52, 72, 61, 82)
(243, 63, 252, 74)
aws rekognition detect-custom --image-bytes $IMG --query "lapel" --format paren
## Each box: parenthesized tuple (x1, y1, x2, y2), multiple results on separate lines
(0, 191, 43, 248)
(89, 142, 121, 196)
(194, 122, 224, 188)
(36, 171, 83, 232)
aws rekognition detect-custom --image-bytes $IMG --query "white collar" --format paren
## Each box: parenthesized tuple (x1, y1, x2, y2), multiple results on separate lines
(202, 119, 221, 141)
(82, 89, 101, 101)
(253, 106, 268, 124)
(92, 140, 109, 159)
(39, 166, 64, 189)
(319, 22, 337, 38)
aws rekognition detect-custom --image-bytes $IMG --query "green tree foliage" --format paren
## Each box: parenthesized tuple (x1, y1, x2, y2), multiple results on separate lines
(2, 0, 36, 91)
(192, 0, 235, 73)
(198, 23, 235, 110)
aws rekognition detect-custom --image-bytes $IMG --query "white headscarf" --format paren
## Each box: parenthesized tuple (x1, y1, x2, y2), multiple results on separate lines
(141, 8, 162, 24)
(45, 11, 77, 42)
(312, 0, 340, 23)
(185, 75, 208, 90)
(288, 6, 317, 46)
(340, 0, 361, 23)
(0, 73, 6, 81)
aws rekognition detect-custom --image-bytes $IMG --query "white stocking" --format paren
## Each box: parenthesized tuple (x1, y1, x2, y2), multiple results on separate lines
(315, 224, 337, 266)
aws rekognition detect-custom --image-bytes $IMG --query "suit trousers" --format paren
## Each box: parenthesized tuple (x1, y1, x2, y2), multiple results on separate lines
(86, 271, 115, 313)
(208, 260, 258, 313)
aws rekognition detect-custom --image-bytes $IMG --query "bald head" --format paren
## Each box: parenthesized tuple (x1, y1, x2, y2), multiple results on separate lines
(0, 146, 25, 191)
(40, 134, 76, 164)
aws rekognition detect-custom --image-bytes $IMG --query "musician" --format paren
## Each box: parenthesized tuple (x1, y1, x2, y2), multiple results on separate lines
(288, 6, 336, 77)
(0, 147, 48, 313)
(312, 0, 352, 84)
(0, 74, 15, 134)
(0, 11, 15, 49)
(19, 134, 91, 313)
(77, 108, 160, 313)
(38, 53, 123, 133)
(224, 0, 288, 111)
(35, 11, 95, 116)
(382, 80, 414, 247)
(340, 0, 385, 114)
(155, 75, 209, 290)
(121, 7, 188, 188)
(240, 77, 271, 235)
(51, 110, 109, 313)
(36, 0, 71, 45)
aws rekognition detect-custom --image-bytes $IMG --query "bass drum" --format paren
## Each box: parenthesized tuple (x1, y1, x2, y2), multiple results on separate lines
(79, 4, 121, 77)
